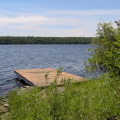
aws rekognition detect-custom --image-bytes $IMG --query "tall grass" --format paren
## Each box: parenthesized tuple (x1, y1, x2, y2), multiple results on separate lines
(2, 73, 120, 120)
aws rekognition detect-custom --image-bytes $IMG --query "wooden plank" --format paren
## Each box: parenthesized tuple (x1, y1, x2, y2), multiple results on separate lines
(14, 68, 86, 87)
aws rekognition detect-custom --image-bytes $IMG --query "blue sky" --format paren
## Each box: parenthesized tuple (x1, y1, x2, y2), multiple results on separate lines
(0, 0, 120, 37)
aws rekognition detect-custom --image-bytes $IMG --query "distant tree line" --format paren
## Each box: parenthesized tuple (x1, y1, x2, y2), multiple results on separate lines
(0, 36, 93, 44)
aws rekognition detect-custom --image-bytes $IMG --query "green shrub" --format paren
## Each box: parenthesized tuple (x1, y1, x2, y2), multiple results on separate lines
(85, 20, 120, 77)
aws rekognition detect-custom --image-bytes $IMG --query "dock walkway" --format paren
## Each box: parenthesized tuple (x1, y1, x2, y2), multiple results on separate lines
(14, 68, 86, 87)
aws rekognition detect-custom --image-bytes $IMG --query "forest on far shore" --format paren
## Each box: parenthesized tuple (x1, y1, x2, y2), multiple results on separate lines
(0, 36, 93, 44)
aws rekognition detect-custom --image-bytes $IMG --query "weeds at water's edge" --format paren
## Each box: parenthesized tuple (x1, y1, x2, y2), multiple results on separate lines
(0, 70, 120, 119)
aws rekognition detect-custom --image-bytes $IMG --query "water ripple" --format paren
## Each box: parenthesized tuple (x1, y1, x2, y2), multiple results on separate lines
(0, 44, 94, 97)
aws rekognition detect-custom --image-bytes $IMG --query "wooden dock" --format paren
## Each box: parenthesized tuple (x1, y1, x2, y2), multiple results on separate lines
(14, 68, 86, 87)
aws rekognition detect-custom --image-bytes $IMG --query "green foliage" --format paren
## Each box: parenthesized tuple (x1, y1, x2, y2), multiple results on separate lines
(85, 21, 120, 77)
(0, 36, 93, 44)
(2, 74, 120, 119)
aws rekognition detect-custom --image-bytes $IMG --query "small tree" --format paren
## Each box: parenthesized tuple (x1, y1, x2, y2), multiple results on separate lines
(85, 20, 120, 77)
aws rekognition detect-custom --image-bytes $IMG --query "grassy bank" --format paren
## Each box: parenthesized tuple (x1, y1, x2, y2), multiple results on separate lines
(0, 74, 120, 120)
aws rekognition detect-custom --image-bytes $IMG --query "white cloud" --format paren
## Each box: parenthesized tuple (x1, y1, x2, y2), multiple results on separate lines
(0, 16, 56, 25)
(0, 15, 97, 28)
(0, 9, 119, 37)
(47, 9, 120, 15)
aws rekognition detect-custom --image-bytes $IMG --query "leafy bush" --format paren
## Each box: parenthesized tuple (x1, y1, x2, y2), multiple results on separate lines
(85, 20, 120, 77)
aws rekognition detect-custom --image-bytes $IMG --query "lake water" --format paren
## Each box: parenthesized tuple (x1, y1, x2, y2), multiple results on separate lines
(0, 44, 93, 97)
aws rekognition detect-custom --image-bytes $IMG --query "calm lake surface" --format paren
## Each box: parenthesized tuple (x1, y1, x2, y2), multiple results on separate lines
(0, 44, 93, 97)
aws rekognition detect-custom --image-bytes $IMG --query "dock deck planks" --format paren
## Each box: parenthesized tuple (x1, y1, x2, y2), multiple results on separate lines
(14, 68, 86, 87)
